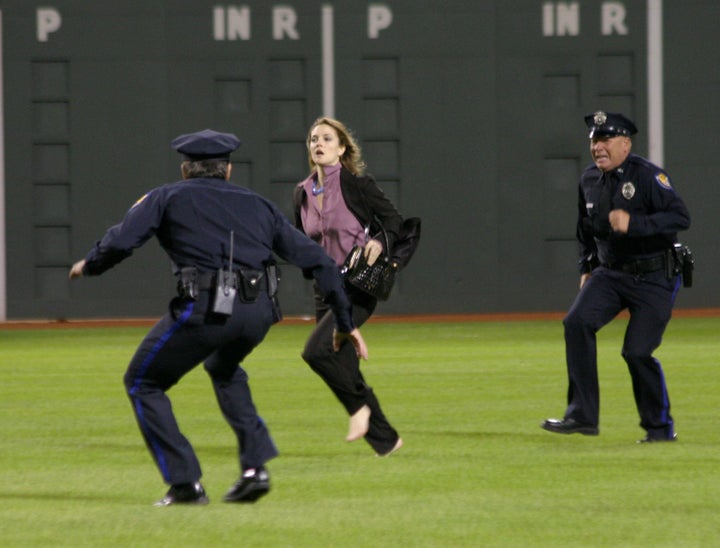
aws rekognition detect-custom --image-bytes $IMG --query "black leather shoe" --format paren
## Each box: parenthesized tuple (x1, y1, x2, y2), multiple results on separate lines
(638, 432, 678, 443)
(154, 482, 209, 506)
(541, 418, 599, 436)
(223, 467, 270, 503)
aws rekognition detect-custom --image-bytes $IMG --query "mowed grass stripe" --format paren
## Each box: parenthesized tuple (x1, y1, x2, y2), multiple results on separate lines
(1, 318, 718, 546)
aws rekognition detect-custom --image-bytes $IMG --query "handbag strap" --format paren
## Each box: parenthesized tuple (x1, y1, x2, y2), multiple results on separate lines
(355, 180, 390, 253)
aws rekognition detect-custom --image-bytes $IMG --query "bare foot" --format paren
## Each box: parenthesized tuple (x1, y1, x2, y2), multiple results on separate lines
(346, 405, 371, 441)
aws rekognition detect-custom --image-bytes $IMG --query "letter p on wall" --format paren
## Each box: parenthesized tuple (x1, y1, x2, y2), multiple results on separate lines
(37, 7, 62, 42)
(368, 4, 392, 39)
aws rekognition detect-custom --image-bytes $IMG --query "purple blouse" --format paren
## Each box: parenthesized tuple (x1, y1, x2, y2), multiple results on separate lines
(300, 163, 365, 266)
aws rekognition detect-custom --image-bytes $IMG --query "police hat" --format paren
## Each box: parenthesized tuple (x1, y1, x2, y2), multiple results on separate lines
(584, 111, 638, 138)
(171, 129, 241, 161)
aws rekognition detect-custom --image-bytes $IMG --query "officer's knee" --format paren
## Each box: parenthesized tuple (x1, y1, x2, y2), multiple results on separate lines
(563, 311, 586, 333)
(123, 369, 171, 396)
(204, 360, 246, 383)
(621, 348, 653, 365)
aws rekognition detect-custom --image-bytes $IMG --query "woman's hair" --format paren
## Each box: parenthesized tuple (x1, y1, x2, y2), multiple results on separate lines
(306, 116, 366, 176)
(181, 159, 230, 180)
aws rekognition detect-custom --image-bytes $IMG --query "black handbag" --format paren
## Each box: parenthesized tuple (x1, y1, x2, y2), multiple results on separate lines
(341, 181, 421, 301)
(341, 224, 396, 301)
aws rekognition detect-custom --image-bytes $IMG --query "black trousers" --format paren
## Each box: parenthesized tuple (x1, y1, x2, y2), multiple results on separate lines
(123, 292, 278, 485)
(301, 284, 400, 454)
(562, 267, 681, 437)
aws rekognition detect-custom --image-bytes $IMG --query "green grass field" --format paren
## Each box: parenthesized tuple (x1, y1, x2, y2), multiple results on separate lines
(1, 317, 719, 547)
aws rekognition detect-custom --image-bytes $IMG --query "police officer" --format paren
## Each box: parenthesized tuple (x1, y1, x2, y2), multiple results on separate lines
(541, 111, 691, 443)
(69, 129, 368, 505)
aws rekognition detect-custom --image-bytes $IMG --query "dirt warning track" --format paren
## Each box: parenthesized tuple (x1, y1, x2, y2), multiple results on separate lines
(2, 308, 719, 330)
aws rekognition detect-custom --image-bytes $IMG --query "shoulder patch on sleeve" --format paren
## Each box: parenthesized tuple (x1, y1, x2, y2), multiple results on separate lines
(655, 173, 672, 189)
(131, 193, 149, 208)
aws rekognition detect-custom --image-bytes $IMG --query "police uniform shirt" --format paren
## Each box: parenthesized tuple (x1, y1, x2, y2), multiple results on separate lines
(82, 176, 354, 331)
(577, 153, 691, 271)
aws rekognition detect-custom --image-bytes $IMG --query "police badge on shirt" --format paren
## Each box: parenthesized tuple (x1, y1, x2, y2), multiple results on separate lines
(621, 182, 635, 200)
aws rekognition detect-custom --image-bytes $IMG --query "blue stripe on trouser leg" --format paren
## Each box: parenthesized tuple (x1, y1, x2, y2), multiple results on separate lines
(127, 301, 194, 482)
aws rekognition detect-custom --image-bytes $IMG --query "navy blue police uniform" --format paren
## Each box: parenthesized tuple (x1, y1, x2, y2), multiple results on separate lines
(75, 129, 356, 504)
(542, 112, 691, 442)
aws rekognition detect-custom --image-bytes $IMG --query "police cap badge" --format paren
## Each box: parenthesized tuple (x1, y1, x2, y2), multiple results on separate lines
(584, 111, 638, 139)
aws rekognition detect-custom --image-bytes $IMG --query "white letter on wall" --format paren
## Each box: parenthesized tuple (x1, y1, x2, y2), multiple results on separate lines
(213, 7, 225, 40)
(227, 6, 251, 40)
(602, 2, 628, 36)
(555, 2, 579, 36)
(273, 6, 299, 40)
(368, 4, 393, 39)
(37, 7, 62, 42)
(542, 3, 555, 36)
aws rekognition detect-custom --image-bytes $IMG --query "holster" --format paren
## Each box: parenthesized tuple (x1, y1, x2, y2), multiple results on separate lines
(237, 268, 263, 303)
(671, 243, 694, 288)
(265, 262, 282, 323)
(178, 267, 199, 299)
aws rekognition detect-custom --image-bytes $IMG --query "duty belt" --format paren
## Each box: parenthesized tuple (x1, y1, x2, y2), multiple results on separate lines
(177, 267, 269, 300)
(193, 271, 268, 292)
(604, 255, 665, 275)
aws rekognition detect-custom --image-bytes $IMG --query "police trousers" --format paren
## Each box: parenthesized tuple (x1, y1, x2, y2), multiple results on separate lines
(562, 266, 681, 437)
(301, 284, 400, 455)
(123, 291, 278, 485)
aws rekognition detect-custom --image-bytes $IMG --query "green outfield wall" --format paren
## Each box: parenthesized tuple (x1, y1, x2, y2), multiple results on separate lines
(1, 0, 716, 319)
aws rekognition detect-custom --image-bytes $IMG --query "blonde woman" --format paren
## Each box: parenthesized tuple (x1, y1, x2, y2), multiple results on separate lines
(293, 117, 403, 456)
